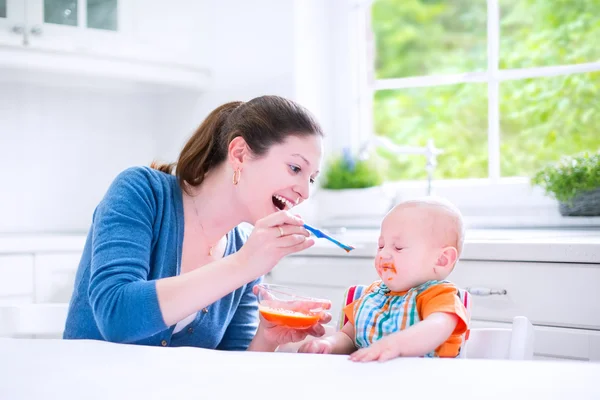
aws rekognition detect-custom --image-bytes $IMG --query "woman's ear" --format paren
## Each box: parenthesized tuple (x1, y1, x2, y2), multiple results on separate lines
(228, 136, 249, 168)
(433, 246, 458, 277)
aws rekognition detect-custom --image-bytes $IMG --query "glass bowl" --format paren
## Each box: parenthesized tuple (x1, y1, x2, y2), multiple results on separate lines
(255, 284, 331, 330)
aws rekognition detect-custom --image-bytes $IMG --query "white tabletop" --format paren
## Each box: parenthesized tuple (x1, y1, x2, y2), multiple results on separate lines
(1, 338, 599, 400)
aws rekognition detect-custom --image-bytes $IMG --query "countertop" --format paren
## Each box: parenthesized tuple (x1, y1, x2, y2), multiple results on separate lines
(2, 338, 600, 399)
(0, 228, 599, 263)
(0, 234, 86, 254)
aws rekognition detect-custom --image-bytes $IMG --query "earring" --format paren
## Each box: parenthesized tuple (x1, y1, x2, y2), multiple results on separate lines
(233, 169, 241, 185)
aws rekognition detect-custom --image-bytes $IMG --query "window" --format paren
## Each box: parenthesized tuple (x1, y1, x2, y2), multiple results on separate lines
(367, 0, 600, 182)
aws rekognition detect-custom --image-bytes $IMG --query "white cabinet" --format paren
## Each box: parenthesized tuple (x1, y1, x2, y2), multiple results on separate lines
(34, 253, 80, 303)
(24, 0, 123, 53)
(0, 0, 210, 91)
(3, 0, 203, 63)
(0, 255, 34, 305)
(0, 237, 84, 338)
(0, 0, 26, 46)
(0, 252, 80, 306)
(448, 260, 600, 330)
(2, 0, 127, 53)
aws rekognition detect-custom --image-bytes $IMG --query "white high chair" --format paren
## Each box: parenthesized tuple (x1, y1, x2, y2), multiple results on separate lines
(461, 316, 535, 360)
(0, 303, 69, 338)
(277, 284, 535, 360)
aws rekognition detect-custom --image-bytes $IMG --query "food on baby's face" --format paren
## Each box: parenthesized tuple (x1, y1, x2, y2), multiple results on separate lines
(376, 256, 397, 281)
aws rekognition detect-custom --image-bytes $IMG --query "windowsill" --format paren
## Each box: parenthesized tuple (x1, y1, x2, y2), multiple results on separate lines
(312, 177, 600, 230)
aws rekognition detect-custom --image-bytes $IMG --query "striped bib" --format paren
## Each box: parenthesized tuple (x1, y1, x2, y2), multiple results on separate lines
(352, 280, 446, 358)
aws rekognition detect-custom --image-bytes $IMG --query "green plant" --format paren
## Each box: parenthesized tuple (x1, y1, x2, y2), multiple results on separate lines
(531, 151, 600, 204)
(320, 149, 384, 190)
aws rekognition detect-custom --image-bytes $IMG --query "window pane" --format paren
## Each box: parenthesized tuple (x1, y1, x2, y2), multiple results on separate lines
(44, 0, 78, 26)
(0, 0, 6, 19)
(87, 0, 118, 31)
(374, 84, 488, 180)
(371, 0, 487, 79)
(500, 0, 600, 69)
(501, 72, 600, 177)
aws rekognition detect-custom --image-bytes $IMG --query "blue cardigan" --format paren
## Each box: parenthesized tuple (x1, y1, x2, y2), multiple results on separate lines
(63, 166, 262, 350)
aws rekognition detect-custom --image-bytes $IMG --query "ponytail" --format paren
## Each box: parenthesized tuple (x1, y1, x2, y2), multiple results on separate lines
(151, 101, 242, 193)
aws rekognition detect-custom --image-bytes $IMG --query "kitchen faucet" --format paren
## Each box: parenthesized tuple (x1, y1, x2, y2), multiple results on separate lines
(359, 136, 443, 206)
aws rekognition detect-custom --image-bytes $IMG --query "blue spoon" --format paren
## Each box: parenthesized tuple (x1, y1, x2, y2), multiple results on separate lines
(303, 223, 355, 252)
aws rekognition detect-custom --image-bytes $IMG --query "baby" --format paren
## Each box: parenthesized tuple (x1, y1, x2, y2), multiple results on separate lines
(298, 197, 469, 362)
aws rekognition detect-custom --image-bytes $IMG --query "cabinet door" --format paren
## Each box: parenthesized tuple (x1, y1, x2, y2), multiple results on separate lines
(34, 253, 81, 303)
(0, 0, 25, 46)
(25, 0, 127, 53)
(24, 0, 206, 66)
(0, 255, 34, 305)
(449, 260, 600, 330)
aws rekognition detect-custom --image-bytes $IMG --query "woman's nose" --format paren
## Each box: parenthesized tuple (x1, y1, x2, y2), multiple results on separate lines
(293, 180, 310, 201)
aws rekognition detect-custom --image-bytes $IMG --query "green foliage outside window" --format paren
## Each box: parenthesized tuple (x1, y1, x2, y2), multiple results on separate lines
(372, 0, 600, 181)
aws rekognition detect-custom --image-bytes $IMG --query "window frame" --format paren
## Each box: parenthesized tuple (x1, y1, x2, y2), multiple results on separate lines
(350, 0, 600, 223)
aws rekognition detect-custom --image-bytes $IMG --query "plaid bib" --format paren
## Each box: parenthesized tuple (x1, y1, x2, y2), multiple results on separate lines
(353, 279, 446, 357)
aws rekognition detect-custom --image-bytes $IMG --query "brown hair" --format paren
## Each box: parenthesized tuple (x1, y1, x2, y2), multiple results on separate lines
(151, 95, 323, 194)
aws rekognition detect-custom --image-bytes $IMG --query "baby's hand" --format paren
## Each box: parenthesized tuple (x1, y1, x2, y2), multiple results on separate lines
(298, 339, 333, 354)
(349, 334, 401, 362)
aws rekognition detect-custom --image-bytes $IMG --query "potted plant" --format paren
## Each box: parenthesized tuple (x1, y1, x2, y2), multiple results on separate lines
(531, 151, 600, 216)
(314, 148, 391, 222)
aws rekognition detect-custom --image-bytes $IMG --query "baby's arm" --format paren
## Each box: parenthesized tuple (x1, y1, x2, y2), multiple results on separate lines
(350, 312, 459, 362)
(298, 322, 357, 355)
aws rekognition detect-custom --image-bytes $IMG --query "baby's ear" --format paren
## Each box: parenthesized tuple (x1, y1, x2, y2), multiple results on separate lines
(435, 246, 458, 271)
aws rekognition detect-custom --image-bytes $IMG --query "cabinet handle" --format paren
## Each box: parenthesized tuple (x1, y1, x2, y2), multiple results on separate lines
(465, 287, 508, 296)
(30, 25, 43, 36)
(11, 25, 24, 35)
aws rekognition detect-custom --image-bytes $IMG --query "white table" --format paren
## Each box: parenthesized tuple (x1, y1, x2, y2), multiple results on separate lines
(1, 338, 599, 399)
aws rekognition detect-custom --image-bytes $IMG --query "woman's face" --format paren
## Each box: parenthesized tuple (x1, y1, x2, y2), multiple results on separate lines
(234, 134, 323, 224)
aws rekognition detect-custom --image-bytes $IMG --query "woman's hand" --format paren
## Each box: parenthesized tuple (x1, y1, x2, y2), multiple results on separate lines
(251, 285, 332, 349)
(235, 210, 314, 278)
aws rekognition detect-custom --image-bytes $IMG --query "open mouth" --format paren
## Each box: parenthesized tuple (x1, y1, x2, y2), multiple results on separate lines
(272, 195, 294, 211)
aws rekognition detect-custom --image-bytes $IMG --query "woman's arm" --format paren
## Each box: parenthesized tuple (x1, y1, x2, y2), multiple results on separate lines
(88, 168, 258, 343)
(89, 168, 310, 343)
(155, 254, 253, 327)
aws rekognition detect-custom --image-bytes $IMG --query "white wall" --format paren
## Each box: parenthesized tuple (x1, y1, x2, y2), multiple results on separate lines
(0, 0, 347, 233)
(154, 0, 341, 163)
(0, 83, 160, 233)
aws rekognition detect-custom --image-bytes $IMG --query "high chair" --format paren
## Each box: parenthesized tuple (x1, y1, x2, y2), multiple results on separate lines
(277, 284, 472, 353)
(0, 303, 69, 338)
(278, 284, 534, 360)
(462, 316, 534, 360)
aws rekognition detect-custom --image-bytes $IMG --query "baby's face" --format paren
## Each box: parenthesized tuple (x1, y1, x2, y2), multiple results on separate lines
(375, 206, 446, 292)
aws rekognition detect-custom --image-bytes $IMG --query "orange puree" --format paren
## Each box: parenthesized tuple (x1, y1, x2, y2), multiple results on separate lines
(259, 306, 321, 329)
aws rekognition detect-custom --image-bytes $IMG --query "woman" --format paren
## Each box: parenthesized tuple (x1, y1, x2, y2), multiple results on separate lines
(64, 95, 330, 351)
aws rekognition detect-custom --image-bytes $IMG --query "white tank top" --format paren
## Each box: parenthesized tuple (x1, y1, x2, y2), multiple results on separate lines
(173, 312, 197, 334)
